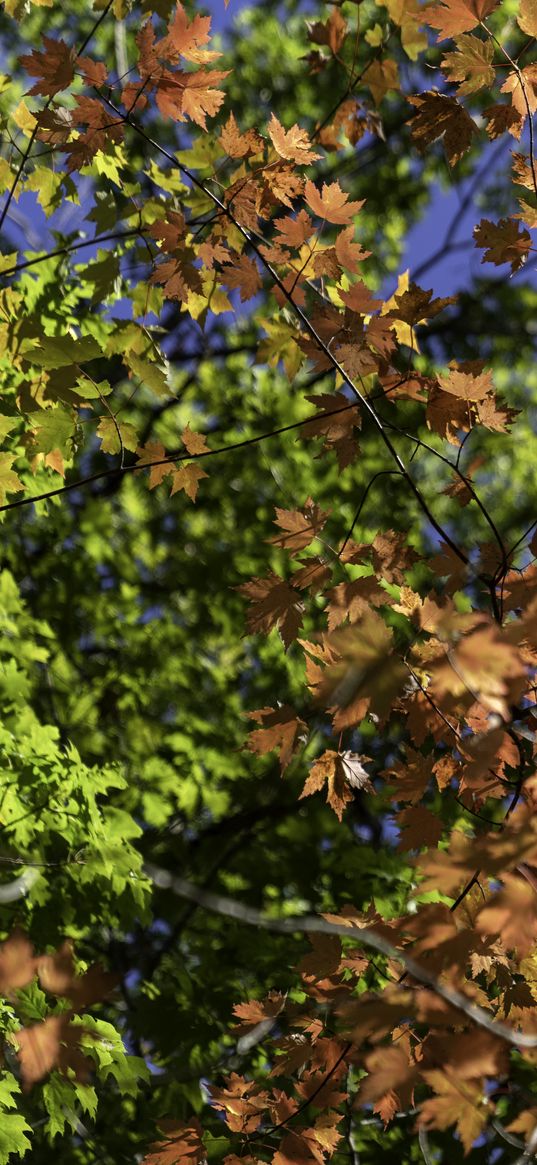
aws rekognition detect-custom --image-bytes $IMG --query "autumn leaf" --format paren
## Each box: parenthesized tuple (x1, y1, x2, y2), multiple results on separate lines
(19, 37, 74, 96)
(170, 464, 208, 501)
(245, 705, 307, 771)
(396, 805, 444, 852)
(474, 217, 532, 272)
(357, 1045, 418, 1112)
(15, 1015, 92, 1089)
(181, 425, 209, 456)
(408, 91, 479, 165)
(476, 873, 537, 957)
(268, 115, 321, 165)
(237, 572, 303, 648)
(518, 0, 537, 36)
(96, 418, 138, 455)
(142, 1119, 206, 1165)
(221, 254, 262, 302)
(418, 1069, 487, 1154)
(362, 58, 399, 106)
(425, 0, 500, 41)
(305, 180, 365, 224)
(0, 930, 36, 994)
(136, 440, 174, 489)
(301, 391, 361, 470)
(232, 991, 285, 1032)
(438, 365, 493, 401)
(300, 749, 372, 820)
(441, 34, 494, 95)
(0, 449, 23, 505)
(269, 500, 330, 552)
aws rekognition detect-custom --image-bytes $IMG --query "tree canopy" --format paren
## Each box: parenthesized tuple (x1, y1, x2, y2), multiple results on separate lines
(0, 0, 537, 1160)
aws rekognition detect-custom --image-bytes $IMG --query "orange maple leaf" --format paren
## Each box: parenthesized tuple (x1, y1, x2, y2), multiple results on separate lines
(268, 114, 321, 165)
(425, 0, 500, 41)
(305, 180, 365, 224)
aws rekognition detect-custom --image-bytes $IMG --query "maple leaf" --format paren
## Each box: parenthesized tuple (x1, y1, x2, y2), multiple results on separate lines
(170, 464, 207, 501)
(408, 92, 478, 165)
(441, 33, 494, 95)
(238, 572, 303, 648)
(362, 58, 399, 106)
(164, 4, 218, 64)
(0, 929, 36, 994)
(245, 705, 307, 771)
(388, 282, 456, 326)
(518, 0, 537, 36)
(136, 440, 174, 489)
(300, 749, 373, 820)
(155, 69, 229, 130)
(142, 1119, 205, 1165)
(181, 425, 209, 456)
(307, 8, 348, 54)
(37, 945, 117, 1011)
(15, 1015, 92, 1089)
(418, 1069, 487, 1154)
(305, 180, 365, 224)
(268, 114, 321, 165)
(19, 37, 74, 96)
(273, 209, 315, 250)
(269, 500, 330, 552)
(335, 225, 371, 270)
(429, 624, 526, 719)
(357, 1045, 418, 1112)
(474, 217, 532, 272)
(397, 805, 444, 852)
(221, 254, 262, 302)
(425, 0, 500, 41)
(484, 102, 524, 139)
(310, 612, 407, 730)
(326, 576, 386, 631)
(301, 391, 361, 470)
(232, 991, 285, 1032)
(476, 873, 537, 957)
(438, 365, 493, 401)
(208, 1074, 269, 1134)
(220, 113, 264, 158)
(0, 453, 23, 505)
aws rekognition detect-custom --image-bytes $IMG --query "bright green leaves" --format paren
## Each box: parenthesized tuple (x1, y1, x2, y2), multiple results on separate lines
(0, 1076, 32, 1163)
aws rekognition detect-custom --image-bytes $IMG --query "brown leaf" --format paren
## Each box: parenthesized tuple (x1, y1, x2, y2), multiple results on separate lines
(245, 705, 307, 771)
(426, 0, 499, 40)
(396, 805, 444, 852)
(269, 500, 330, 551)
(238, 572, 303, 648)
(408, 91, 479, 165)
(142, 1119, 205, 1165)
(20, 37, 74, 96)
(15, 1015, 92, 1089)
(476, 873, 537, 956)
(0, 929, 36, 995)
(474, 217, 532, 272)
(418, 1069, 487, 1154)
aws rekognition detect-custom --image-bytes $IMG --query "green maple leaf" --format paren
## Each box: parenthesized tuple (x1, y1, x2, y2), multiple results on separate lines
(441, 34, 495, 96)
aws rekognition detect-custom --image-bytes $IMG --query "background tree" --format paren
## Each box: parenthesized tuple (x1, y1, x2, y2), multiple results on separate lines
(0, 0, 536, 1161)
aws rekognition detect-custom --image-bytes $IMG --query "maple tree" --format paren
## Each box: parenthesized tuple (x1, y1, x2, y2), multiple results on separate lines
(0, 0, 537, 1160)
